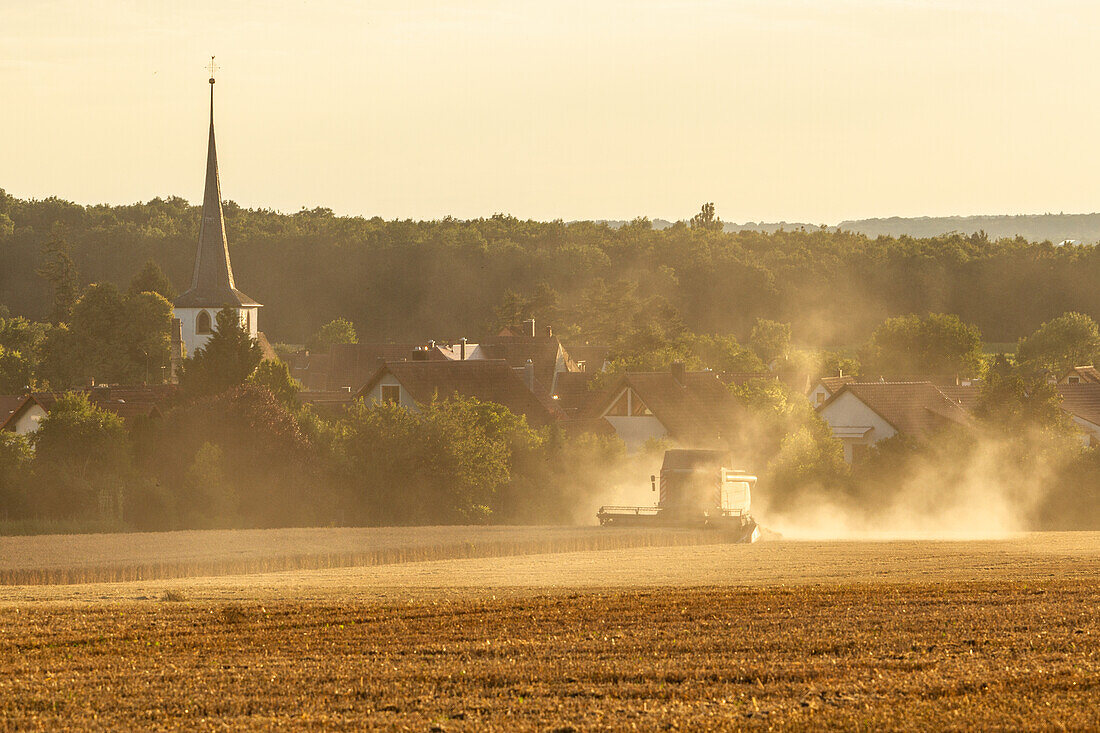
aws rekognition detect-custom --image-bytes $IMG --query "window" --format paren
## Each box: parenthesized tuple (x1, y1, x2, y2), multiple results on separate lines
(244, 311, 251, 333)
(196, 310, 212, 335)
(1069, 376, 1081, 384)
(381, 385, 401, 404)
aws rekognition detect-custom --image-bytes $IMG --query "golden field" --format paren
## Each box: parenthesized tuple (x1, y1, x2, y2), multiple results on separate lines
(3, 530, 1100, 730)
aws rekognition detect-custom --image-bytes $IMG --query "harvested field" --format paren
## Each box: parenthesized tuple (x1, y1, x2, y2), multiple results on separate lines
(0, 525, 744, 585)
(3, 581, 1100, 730)
(5, 531, 1100, 730)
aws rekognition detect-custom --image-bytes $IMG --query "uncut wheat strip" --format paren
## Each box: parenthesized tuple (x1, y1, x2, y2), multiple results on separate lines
(0, 528, 744, 586)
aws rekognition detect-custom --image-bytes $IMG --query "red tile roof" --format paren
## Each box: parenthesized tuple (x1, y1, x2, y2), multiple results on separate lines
(588, 371, 744, 446)
(476, 336, 572, 399)
(357, 359, 561, 427)
(825, 382, 972, 436)
(1060, 366, 1100, 385)
(325, 343, 451, 391)
(1056, 384, 1100, 426)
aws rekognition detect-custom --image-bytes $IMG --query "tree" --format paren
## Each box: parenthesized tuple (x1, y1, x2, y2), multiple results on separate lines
(178, 307, 262, 397)
(1016, 312, 1100, 375)
(0, 345, 32, 393)
(248, 359, 302, 409)
(31, 392, 131, 519)
(862, 313, 984, 378)
(306, 317, 358, 353)
(492, 283, 560, 332)
(128, 259, 177, 300)
(35, 238, 80, 324)
(690, 202, 722, 231)
(749, 319, 791, 365)
(340, 396, 539, 525)
(62, 284, 173, 386)
(0, 433, 32, 519)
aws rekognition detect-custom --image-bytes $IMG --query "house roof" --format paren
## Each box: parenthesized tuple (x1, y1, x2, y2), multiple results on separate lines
(817, 375, 856, 394)
(589, 371, 744, 446)
(326, 343, 452, 392)
(717, 371, 776, 387)
(174, 81, 260, 310)
(562, 345, 610, 371)
(822, 382, 972, 436)
(476, 336, 572, 398)
(1061, 366, 1100, 384)
(1056, 384, 1100, 426)
(937, 384, 982, 412)
(550, 371, 604, 415)
(357, 359, 561, 427)
(0, 395, 26, 428)
(299, 390, 356, 418)
(2, 387, 173, 431)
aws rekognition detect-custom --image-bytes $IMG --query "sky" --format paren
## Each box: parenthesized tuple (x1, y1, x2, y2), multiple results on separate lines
(3, 0, 1099, 223)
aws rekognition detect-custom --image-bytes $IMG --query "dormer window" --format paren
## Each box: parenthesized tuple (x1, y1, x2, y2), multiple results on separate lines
(196, 310, 212, 335)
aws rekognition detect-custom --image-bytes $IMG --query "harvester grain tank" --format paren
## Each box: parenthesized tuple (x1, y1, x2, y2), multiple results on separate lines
(597, 449, 759, 542)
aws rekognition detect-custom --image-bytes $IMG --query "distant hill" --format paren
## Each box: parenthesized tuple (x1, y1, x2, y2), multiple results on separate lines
(833, 213, 1100, 243)
(597, 213, 1100, 243)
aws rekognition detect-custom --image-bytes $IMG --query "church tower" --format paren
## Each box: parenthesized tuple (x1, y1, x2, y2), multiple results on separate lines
(173, 61, 261, 358)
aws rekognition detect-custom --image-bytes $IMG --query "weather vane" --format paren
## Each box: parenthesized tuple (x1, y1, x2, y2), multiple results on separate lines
(208, 56, 219, 84)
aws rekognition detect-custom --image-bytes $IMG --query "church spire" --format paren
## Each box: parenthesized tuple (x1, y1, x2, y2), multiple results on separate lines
(175, 59, 260, 309)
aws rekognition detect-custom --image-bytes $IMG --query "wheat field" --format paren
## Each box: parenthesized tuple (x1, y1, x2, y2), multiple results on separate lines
(0, 525, 748, 585)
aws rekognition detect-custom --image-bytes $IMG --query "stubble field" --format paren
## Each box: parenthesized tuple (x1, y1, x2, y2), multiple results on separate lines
(3, 530, 1100, 730)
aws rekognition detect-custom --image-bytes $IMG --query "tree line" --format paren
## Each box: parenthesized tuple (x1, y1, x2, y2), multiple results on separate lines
(4, 191, 1100, 348)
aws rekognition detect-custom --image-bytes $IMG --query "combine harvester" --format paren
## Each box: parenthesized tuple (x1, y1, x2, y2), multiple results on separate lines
(597, 449, 760, 543)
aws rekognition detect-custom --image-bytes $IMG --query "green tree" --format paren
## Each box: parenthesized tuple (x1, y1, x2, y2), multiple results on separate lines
(248, 359, 302, 409)
(749, 319, 791, 365)
(35, 238, 80, 324)
(862, 313, 984, 378)
(1016, 312, 1100, 375)
(690, 202, 722, 231)
(341, 396, 539, 525)
(0, 433, 32, 519)
(64, 284, 172, 385)
(31, 392, 131, 519)
(178, 307, 263, 397)
(0, 345, 32, 393)
(306, 317, 358, 353)
(128, 259, 177, 300)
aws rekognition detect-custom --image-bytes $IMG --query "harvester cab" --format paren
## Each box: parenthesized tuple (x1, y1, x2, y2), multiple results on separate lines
(598, 449, 760, 543)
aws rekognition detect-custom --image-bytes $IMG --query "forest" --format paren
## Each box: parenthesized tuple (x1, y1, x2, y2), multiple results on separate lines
(1, 189, 1097, 348)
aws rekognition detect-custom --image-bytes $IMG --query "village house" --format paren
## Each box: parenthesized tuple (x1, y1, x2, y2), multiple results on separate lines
(355, 359, 561, 427)
(0, 394, 47, 435)
(1058, 366, 1100, 386)
(808, 374, 856, 408)
(583, 363, 744, 450)
(1054, 383, 1100, 446)
(1, 386, 170, 436)
(816, 382, 972, 463)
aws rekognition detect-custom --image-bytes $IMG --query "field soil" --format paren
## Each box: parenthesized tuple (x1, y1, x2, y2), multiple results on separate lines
(3, 530, 1100, 730)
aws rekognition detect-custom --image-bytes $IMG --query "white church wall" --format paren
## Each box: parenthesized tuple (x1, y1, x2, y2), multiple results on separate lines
(174, 306, 260, 357)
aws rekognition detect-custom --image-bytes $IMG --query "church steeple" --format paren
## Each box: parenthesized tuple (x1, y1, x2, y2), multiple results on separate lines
(174, 61, 260, 310)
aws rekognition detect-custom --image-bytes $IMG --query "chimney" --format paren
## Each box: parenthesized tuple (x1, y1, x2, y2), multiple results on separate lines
(524, 359, 535, 390)
(170, 317, 184, 384)
(671, 361, 686, 385)
(523, 318, 536, 337)
(545, 325, 553, 338)
(412, 346, 429, 361)
(459, 337, 467, 360)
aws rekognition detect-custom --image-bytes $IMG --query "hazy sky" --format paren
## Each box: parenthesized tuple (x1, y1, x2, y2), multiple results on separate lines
(3, 1, 1099, 223)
